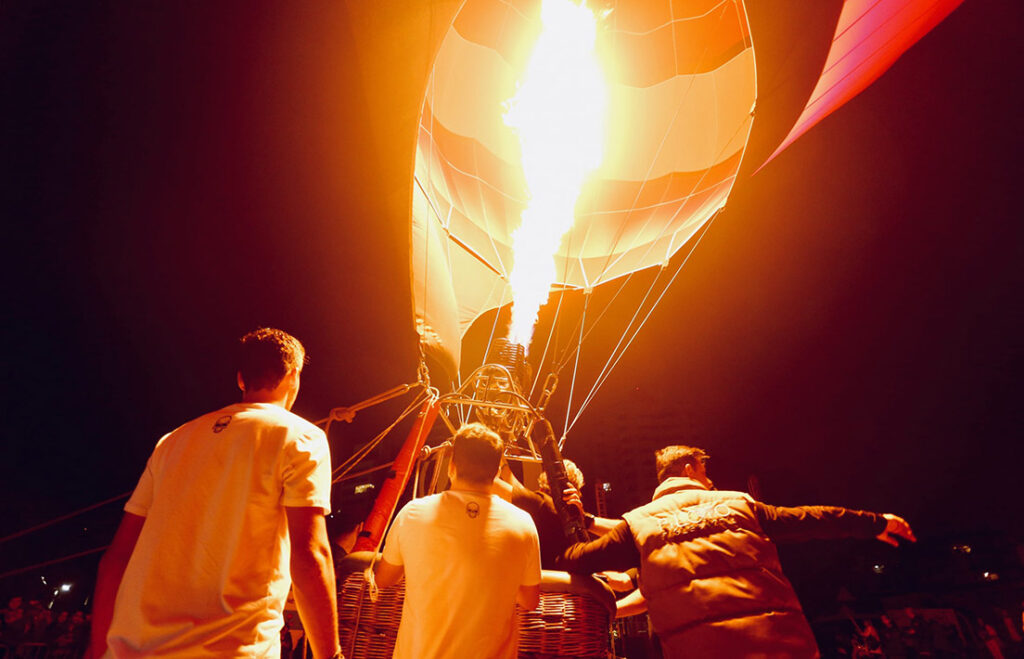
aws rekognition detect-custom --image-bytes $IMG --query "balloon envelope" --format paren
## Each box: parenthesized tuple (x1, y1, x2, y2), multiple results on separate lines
(408, 0, 964, 378)
(413, 0, 757, 376)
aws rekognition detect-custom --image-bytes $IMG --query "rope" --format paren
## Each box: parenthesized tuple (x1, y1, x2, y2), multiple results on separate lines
(548, 2, 743, 378)
(332, 389, 430, 481)
(0, 492, 130, 546)
(528, 284, 568, 401)
(0, 545, 109, 581)
(563, 291, 590, 436)
(566, 213, 719, 434)
(332, 461, 395, 485)
(557, 3, 758, 439)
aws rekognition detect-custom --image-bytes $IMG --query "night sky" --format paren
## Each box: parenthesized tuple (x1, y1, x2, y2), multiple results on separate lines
(2, 0, 1021, 599)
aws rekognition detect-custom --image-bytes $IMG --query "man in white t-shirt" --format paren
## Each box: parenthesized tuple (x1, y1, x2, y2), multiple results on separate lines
(374, 422, 541, 659)
(87, 328, 342, 659)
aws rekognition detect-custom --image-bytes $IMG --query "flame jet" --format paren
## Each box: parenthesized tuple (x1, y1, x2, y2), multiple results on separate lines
(503, 0, 608, 351)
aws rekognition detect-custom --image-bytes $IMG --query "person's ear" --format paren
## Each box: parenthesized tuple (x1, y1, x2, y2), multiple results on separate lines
(683, 463, 696, 478)
(237, 372, 245, 393)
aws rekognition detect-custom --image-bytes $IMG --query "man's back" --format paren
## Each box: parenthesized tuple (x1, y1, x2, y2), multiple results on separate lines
(106, 402, 331, 658)
(624, 479, 818, 658)
(383, 490, 541, 659)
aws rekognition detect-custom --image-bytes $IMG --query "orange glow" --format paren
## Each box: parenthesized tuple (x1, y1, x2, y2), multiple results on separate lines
(504, 0, 607, 350)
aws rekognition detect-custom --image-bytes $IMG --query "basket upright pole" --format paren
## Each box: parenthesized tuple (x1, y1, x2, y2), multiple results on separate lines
(353, 397, 440, 552)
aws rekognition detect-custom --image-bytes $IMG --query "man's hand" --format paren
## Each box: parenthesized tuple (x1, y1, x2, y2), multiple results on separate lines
(875, 514, 916, 546)
(596, 571, 635, 593)
(562, 487, 584, 517)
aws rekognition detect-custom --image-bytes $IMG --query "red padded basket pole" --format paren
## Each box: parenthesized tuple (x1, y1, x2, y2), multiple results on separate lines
(353, 397, 441, 552)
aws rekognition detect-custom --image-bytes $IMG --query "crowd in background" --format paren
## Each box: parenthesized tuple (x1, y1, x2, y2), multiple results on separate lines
(3, 591, 1023, 658)
(816, 605, 1024, 659)
(0, 596, 90, 658)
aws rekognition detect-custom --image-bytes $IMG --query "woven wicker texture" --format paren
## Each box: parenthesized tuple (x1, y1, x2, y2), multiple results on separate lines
(518, 589, 612, 658)
(337, 570, 612, 659)
(338, 571, 404, 659)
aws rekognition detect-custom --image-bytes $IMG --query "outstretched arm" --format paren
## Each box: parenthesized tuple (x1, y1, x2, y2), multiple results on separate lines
(875, 513, 916, 546)
(615, 588, 648, 619)
(556, 520, 639, 573)
(87, 512, 145, 659)
(754, 502, 915, 546)
(559, 487, 618, 537)
(287, 506, 341, 659)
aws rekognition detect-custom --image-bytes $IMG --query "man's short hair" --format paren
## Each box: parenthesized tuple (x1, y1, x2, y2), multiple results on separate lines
(237, 328, 306, 392)
(451, 423, 503, 485)
(536, 458, 584, 494)
(655, 445, 709, 483)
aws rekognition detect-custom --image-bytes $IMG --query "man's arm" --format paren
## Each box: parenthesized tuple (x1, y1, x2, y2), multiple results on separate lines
(87, 512, 145, 659)
(555, 520, 640, 573)
(753, 502, 916, 546)
(615, 588, 648, 619)
(373, 559, 404, 589)
(587, 514, 621, 536)
(517, 584, 540, 610)
(875, 513, 917, 546)
(286, 507, 341, 659)
(558, 488, 618, 537)
(492, 458, 518, 502)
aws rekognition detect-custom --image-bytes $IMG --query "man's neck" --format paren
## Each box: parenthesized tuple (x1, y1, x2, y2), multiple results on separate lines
(449, 477, 492, 495)
(241, 392, 288, 407)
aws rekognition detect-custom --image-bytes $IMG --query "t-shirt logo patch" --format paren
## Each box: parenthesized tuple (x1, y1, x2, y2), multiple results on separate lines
(466, 501, 480, 518)
(212, 415, 232, 433)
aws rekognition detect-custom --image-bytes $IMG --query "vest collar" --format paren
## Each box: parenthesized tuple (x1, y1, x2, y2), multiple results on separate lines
(652, 476, 709, 500)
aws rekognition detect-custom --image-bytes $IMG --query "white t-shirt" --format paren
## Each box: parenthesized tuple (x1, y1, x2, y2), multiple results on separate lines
(106, 402, 331, 659)
(382, 489, 541, 659)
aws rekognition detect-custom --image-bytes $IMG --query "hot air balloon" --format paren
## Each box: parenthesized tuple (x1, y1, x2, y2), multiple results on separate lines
(321, 1, 969, 654)
(337, 0, 964, 552)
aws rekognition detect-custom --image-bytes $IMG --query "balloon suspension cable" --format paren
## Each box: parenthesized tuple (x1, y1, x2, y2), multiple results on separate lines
(586, 3, 732, 287)
(528, 283, 569, 402)
(551, 5, 747, 381)
(333, 460, 395, 485)
(318, 381, 421, 430)
(562, 80, 755, 437)
(556, 25, 756, 441)
(563, 289, 590, 439)
(332, 387, 433, 482)
(0, 491, 130, 547)
(0, 545, 110, 582)
(416, 340, 434, 392)
(566, 214, 719, 435)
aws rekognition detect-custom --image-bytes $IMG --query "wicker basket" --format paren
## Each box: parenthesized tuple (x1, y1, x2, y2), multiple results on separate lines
(337, 554, 404, 659)
(336, 553, 615, 659)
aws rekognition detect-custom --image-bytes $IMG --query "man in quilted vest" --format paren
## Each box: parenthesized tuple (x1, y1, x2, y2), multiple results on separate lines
(556, 445, 915, 658)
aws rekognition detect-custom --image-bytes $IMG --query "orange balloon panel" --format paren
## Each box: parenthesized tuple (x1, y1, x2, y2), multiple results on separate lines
(766, 0, 964, 164)
(412, 0, 757, 375)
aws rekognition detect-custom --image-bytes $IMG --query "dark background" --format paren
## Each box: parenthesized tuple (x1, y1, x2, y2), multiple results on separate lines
(2, 0, 1021, 607)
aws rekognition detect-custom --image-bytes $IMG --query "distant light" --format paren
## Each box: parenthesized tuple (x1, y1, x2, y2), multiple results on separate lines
(354, 483, 375, 495)
(872, 564, 885, 574)
(601, 482, 612, 492)
(60, 583, 72, 592)
(982, 571, 999, 581)
(953, 544, 972, 554)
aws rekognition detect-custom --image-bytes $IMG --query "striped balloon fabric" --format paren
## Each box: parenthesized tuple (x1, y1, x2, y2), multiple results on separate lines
(412, 0, 757, 375)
